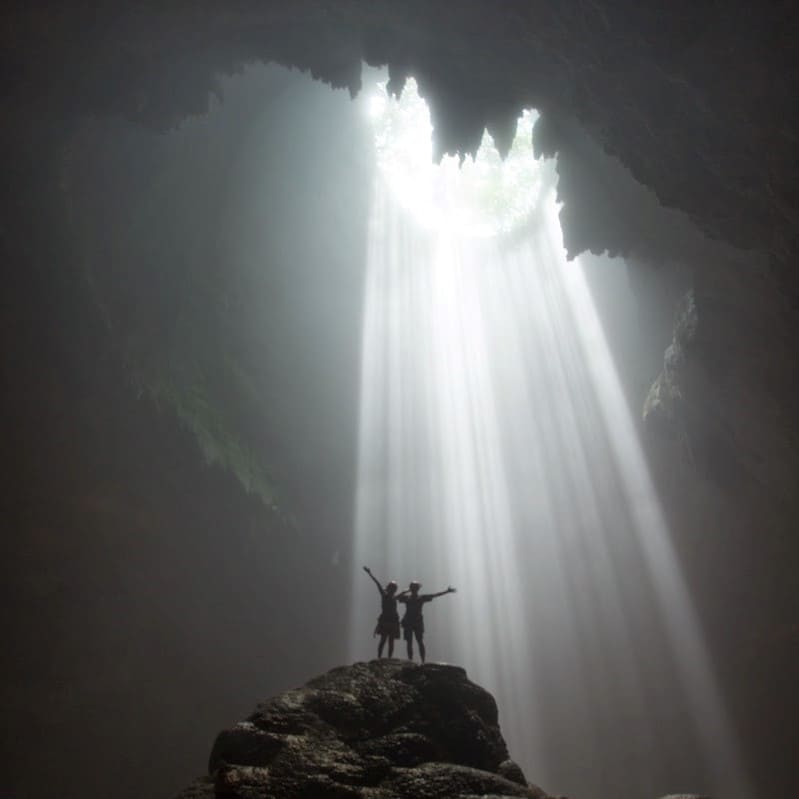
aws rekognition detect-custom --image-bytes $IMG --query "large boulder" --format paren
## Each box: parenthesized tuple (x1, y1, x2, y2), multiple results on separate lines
(176, 660, 551, 799)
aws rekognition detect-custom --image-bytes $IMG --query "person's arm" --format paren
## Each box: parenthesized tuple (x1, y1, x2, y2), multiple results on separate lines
(362, 566, 385, 595)
(426, 586, 457, 600)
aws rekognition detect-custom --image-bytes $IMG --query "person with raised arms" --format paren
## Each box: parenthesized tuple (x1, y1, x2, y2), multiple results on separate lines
(397, 580, 456, 663)
(363, 566, 401, 658)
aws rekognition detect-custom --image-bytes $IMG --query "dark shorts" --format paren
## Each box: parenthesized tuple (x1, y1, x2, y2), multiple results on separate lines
(402, 619, 424, 641)
(375, 615, 400, 639)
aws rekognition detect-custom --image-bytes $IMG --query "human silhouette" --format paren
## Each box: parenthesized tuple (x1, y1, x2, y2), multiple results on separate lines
(397, 580, 456, 663)
(363, 566, 401, 658)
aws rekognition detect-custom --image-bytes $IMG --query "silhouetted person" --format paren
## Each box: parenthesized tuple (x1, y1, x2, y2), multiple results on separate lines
(363, 566, 401, 658)
(398, 581, 456, 663)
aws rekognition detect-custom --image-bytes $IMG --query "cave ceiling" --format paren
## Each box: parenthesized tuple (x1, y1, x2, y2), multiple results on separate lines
(5, 1, 798, 270)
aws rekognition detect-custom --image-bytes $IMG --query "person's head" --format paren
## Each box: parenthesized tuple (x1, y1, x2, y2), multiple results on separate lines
(386, 580, 398, 595)
(409, 580, 421, 594)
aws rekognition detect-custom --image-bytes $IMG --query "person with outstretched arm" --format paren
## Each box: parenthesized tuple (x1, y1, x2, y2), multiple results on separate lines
(363, 566, 401, 658)
(397, 580, 456, 663)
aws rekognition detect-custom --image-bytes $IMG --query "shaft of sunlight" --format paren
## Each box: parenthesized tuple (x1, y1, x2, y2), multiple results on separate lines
(554, 204, 752, 798)
(350, 76, 750, 799)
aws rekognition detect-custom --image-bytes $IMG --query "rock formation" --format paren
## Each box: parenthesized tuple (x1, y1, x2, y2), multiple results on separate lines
(177, 660, 552, 799)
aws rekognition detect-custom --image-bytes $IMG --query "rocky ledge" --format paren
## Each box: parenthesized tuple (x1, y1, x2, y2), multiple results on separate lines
(176, 659, 554, 799)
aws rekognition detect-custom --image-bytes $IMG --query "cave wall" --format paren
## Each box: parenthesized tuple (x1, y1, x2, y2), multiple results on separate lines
(60, 64, 371, 518)
(1, 64, 372, 799)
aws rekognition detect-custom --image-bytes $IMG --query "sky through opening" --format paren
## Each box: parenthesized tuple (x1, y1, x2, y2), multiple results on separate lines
(367, 79, 547, 237)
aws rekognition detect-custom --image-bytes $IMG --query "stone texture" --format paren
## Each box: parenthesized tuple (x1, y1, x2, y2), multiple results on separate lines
(177, 660, 550, 799)
(644, 290, 697, 435)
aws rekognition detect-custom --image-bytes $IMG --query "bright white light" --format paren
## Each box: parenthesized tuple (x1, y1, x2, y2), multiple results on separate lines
(351, 80, 750, 799)
(366, 92, 386, 120)
(368, 78, 547, 237)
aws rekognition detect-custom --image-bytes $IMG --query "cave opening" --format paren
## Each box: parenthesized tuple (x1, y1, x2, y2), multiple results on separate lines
(365, 77, 544, 237)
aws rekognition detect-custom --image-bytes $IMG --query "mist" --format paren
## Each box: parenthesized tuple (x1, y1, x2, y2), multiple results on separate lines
(349, 76, 746, 798)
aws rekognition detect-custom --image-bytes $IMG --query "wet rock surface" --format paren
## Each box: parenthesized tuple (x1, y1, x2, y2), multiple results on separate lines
(176, 660, 550, 799)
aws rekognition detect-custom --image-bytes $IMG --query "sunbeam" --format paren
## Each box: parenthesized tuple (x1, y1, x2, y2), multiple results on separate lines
(350, 78, 749, 799)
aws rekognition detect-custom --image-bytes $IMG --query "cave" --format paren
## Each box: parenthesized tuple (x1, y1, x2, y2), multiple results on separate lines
(2, 4, 797, 799)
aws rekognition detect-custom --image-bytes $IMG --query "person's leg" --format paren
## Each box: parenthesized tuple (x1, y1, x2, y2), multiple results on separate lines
(388, 635, 395, 658)
(378, 633, 387, 658)
(415, 629, 426, 663)
(405, 629, 413, 660)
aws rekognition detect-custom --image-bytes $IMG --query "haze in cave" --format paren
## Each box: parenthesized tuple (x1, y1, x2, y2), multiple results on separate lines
(3, 33, 797, 799)
(350, 74, 747, 798)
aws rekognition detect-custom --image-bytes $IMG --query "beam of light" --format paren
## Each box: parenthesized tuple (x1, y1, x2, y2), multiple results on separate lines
(350, 78, 751, 799)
